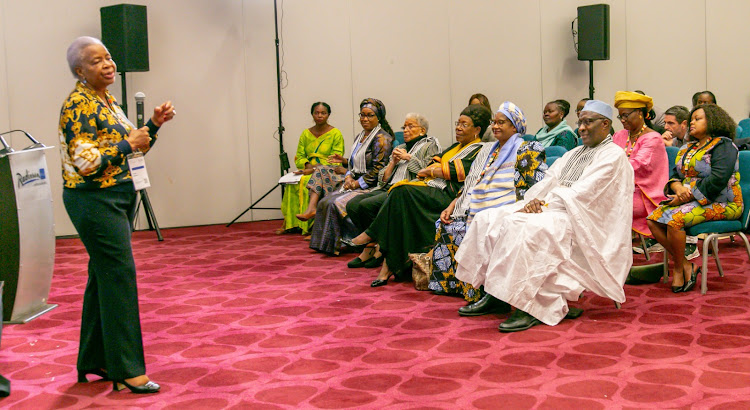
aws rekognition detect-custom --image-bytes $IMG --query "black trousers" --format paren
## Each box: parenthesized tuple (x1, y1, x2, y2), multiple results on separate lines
(346, 188, 389, 232)
(63, 188, 145, 380)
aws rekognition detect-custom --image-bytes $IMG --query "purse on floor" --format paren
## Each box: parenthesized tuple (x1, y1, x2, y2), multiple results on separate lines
(409, 249, 433, 291)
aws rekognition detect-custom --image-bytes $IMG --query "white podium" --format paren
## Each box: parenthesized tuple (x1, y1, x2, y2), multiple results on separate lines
(0, 146, 57, 323)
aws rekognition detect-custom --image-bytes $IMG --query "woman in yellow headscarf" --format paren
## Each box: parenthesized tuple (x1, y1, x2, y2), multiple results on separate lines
(612, 91, 669, 239)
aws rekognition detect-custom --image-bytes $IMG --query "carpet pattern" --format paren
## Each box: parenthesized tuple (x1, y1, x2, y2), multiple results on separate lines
(1, 220, 750, 409)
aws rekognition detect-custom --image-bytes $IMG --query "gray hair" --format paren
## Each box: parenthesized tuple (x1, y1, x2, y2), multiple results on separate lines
(66, 36, 106, 78)
(404, 112, 429, 133)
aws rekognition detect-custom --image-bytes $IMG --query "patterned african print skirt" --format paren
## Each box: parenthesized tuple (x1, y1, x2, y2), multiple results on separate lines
(428, 217, 483, 302)
(647, 199, 742, 230)
(306, 165, 346, 196)
(309, 190, 362, 255)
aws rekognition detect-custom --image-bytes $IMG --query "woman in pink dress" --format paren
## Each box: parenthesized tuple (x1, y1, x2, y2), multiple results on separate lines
(612, 91, 669, 236)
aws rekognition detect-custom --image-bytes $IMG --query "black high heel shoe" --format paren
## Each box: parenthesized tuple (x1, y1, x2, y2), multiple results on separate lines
(77, 368, 108, 383)
(371, 273, 394, 287)
(113, 379, 161, 394)
(341, 238, 372, 251)
(680, 266, 700, 292)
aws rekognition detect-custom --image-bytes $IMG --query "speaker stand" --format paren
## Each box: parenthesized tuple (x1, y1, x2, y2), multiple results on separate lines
(227, 0, 290, 227)
(134, 189, 163, 241)
(119, 71, 129, 116)
(588, 60, 595, 99)
(119, 72, 163, 241)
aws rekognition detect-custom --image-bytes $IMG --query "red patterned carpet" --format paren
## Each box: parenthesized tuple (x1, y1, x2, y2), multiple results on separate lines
(2, 220, 750, 409)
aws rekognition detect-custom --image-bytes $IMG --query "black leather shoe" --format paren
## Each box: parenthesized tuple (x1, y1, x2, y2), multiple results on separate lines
(362, 254, 384, 268)
(113, 379, 160, 394)
(499, 309, 542, 332)
(341, 238, 369, 251)
(458, 294, 510, 316)
(371, 274, 394, 287)
(680, 267, 699, 292)
(347, 257, 366, 268)
(565, 307, 584, 319)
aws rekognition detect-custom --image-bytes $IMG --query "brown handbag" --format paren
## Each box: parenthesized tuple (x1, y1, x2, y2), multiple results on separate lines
(409, 249, 433, 291)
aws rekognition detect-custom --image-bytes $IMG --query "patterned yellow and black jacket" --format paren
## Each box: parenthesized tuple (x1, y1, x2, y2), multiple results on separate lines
(58, 81, 159, 190)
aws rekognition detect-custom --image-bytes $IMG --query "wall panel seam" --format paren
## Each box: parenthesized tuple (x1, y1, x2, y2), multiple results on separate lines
(241, 0, 255, 221)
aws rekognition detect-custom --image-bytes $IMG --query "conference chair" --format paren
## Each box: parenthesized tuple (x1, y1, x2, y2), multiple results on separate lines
(394, 131, 404, 147)
(739, 118, 750, 139)
(545, 145, 567, 158)
(665, 146, 679, 172)
(662, 151, 750, 294)
(523, 134, 536, 141)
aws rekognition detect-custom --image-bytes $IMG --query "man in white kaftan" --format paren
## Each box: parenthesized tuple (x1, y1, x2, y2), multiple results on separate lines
(455, 100, 634, 331)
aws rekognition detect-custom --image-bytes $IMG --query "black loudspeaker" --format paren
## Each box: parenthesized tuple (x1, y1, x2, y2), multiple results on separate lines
(577, 4, 610, 61)
(100, 4, 149, 72)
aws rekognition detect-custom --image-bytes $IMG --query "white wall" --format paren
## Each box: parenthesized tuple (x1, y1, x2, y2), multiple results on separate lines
(1, 0, 748, 236)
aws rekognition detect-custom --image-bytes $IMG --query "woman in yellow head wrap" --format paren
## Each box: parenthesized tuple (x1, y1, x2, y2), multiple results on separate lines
(612, 91, 669, 242)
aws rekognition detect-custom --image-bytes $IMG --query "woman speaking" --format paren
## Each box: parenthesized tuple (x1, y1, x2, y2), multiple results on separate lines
(59, 36, 175, 394)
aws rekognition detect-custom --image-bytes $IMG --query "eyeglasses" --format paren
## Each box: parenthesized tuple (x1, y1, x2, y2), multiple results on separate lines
(576, 118, 603, 127)
(617, 110, 638, 120)
(358, 113, 376, 119)
(401, 124, 421, 130)
(455, 121, 473, 129)
(491, 119, 510, 126)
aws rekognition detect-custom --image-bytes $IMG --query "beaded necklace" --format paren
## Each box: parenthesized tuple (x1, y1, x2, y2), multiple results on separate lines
(681, 136, 714, 170)
(625, 124, 647, 157)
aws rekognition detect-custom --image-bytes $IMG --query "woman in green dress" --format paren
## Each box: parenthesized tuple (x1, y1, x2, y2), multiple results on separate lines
(279, 102, 344, 234)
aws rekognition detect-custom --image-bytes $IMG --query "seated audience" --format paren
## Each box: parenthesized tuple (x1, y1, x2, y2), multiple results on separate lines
(345, 113, 441, 268)
(612, 91, 669, 237)
(305, 98, 394, 254)
(692, 90, 717, 108)
(454, 100, 634, 332)
(429, 102, 547, 313)
(661, 105, 691, 147)
(468, 93, 495, 142)
(279, 102, 344, 235)
(348, 104, 491, 286)
(647, 103, 743, 293)
(534, 100, 577, 150)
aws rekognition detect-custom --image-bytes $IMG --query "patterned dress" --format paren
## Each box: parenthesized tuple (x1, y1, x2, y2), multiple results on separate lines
(429, 141, 547, 301)
(648, 137, 742, 229)
(309, 129, 393, 254)
(281, 128, 344, 234)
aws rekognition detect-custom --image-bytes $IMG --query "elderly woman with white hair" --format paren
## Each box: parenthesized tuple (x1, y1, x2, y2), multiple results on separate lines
(59, 36, 175, 394)
(344, 112, 441, 268)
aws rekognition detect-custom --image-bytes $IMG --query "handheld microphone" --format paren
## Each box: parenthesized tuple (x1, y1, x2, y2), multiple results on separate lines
(134, 92, 146, 128)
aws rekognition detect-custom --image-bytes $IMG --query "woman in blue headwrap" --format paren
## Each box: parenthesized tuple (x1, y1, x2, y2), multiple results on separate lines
(306, 98, 394, 254)
(430, 102, 548, 316)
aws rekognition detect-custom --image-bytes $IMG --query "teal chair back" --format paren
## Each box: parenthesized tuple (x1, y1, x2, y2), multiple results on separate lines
(546, 156, 560, 166)
(523, 134, 536, 141)
(545, 146, 567, 158)
(739, 118, 750, 139)
(393, 131, 404, 147)
(737, 151, 750, 230)
(666, 146, 679, 172)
